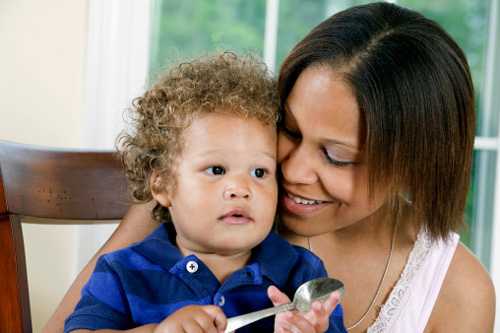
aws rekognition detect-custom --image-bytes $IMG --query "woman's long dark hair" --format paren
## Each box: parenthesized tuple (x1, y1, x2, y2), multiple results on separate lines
(279, 2, 475, 241)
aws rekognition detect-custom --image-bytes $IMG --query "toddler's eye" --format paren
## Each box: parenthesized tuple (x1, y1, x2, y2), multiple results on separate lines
(251, 168, 266, 178)
(206, 166, 225, 175)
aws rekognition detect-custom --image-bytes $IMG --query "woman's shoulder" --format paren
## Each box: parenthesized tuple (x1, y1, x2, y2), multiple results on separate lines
(426, 242, 495, 332)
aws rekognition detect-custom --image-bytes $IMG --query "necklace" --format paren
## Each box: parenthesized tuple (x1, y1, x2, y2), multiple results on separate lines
(307, 221, 398, 331)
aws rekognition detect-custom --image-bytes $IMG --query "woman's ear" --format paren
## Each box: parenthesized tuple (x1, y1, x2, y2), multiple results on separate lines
(150, 171, 171, 207)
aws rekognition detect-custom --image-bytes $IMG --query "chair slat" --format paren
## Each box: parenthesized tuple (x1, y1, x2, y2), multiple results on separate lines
(0, 140, 131, 333)
(0, 205, 31, 333)
(0, 141, 130, 220)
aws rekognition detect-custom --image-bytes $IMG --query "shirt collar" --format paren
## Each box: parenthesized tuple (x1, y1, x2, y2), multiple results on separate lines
(134, 224, 299, 287)
(249, 231, 299, 286)
(133, 223, 184, 270)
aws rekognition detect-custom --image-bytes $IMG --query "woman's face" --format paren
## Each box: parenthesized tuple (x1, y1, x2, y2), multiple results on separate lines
(278, 65, 390, 236)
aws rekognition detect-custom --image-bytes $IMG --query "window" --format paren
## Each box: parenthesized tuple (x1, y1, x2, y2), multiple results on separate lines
(149, 0, 267, 79)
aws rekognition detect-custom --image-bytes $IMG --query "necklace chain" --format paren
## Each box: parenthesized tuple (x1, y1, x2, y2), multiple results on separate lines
(307, 222, 398, 331)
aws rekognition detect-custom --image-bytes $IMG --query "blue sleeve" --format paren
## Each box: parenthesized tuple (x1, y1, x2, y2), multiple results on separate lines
(329, 303, 347, 333)
(292, 247, 347, 333)
(64, 255, 133, 332)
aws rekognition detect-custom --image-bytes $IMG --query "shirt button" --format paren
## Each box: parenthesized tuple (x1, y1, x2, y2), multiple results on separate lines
(186, 260, 198, 273)
(218, 295, 225, 306)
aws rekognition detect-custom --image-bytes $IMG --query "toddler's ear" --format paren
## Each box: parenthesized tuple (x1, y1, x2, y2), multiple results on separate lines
(150, 171, 171, 207)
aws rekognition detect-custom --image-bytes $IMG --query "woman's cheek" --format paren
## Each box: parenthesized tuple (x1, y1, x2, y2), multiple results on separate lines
(321, 168, 357, 203)
(277, 133, 294, 162)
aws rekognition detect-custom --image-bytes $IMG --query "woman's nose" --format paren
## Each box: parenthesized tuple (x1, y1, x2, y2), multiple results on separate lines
(280, 143, 318, 185)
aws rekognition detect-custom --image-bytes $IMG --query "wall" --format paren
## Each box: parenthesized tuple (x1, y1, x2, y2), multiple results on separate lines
(0, 1, 87, 332)
(1, 1, 149, 331)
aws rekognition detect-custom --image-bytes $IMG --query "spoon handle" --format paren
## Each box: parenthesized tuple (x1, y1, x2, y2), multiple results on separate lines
(224, 302, 296, 332)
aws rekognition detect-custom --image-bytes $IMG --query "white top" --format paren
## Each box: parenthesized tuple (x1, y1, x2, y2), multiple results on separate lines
(367, 230, 460, 332)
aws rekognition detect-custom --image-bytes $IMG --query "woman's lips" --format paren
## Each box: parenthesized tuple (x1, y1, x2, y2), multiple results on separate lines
(280, 191, 330, 216)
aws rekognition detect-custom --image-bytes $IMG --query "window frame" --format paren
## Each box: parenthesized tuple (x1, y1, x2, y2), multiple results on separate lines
(80, 0, 151, 272)
(480, 0, 500, 330)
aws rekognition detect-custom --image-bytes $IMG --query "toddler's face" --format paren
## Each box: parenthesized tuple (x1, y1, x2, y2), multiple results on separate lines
(154, 112, 277, 256)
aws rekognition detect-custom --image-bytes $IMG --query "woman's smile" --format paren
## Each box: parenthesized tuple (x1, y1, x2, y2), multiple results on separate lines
(280, 189, 334, 216)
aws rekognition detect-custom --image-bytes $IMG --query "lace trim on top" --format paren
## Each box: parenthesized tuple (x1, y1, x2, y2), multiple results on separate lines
(367, 230, 433, 333)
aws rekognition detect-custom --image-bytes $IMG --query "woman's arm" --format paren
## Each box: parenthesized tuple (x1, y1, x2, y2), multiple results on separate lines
(42, 202, 159, 333)
(427, 243, 495, 332)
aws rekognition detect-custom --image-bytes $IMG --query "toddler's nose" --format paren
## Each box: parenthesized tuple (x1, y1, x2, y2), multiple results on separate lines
(223, 184, 251, 200)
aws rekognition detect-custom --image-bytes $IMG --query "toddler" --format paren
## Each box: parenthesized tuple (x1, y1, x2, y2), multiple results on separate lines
(64, 53, 345, 333)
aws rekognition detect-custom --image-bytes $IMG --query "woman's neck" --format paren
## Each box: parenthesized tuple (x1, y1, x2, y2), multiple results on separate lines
(284, 202, 417, 250)
(332, 207, 394, 248)
(282, 204, 420, 274)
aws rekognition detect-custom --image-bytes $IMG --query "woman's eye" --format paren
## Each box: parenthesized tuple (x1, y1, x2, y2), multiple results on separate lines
(322, 148, 354, 167)
(206, 166, 225, 175)
(251, 168, 267, 178)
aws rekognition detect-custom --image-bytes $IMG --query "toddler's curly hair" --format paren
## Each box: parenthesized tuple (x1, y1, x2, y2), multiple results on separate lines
(117, 52, 279, 222)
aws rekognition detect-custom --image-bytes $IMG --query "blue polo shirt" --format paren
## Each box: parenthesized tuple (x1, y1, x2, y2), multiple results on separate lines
(65, 224, 346, 333)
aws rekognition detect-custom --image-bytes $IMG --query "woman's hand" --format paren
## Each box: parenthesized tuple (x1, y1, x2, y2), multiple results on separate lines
(153, 305, 227, 333)
(268, 285, 340, 333)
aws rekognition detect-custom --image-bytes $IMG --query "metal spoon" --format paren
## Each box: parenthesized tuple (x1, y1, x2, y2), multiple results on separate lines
(224, 277, 344, 332)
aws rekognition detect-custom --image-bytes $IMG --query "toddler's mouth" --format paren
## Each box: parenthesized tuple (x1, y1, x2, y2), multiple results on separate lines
(218, 208, 253, 225)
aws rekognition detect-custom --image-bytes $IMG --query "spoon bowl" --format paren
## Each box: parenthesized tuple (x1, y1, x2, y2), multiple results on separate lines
(224, 277, 344, 332)
(294, 277, 344, 312)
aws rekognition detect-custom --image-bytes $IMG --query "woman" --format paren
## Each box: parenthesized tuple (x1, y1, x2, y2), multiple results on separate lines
(45, 3, 495, 332)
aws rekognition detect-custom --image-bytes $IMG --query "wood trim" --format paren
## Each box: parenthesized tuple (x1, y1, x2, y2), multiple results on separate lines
(0, 168, 6, 214)
(0, 140, 130, 220)
(0, 216, 32, 333)
(1, 156, 32, 333)
(0, 141, 131, 332)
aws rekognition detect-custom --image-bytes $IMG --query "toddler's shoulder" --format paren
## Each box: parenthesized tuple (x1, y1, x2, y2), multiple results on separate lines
(97, 237, 161, 272)
(291, 243, 323, 263)
(289, 243, 328, 277)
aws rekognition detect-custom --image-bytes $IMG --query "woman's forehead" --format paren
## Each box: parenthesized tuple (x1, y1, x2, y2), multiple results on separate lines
(285, 66, 361, 149)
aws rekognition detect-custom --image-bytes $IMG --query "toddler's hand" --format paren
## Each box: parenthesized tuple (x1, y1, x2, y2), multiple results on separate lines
(268, 285, 340, 333)
(154, 304, 227, 333)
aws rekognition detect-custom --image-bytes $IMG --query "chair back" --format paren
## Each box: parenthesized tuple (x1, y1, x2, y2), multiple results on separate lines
(0, 140, 130, 333)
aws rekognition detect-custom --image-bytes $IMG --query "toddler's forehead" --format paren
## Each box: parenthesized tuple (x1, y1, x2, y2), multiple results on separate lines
(186, 111, 276, 133)
(178, 112, 277, 155)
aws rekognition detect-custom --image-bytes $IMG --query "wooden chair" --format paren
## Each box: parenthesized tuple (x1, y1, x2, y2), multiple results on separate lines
(0, 140, 130, 333)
